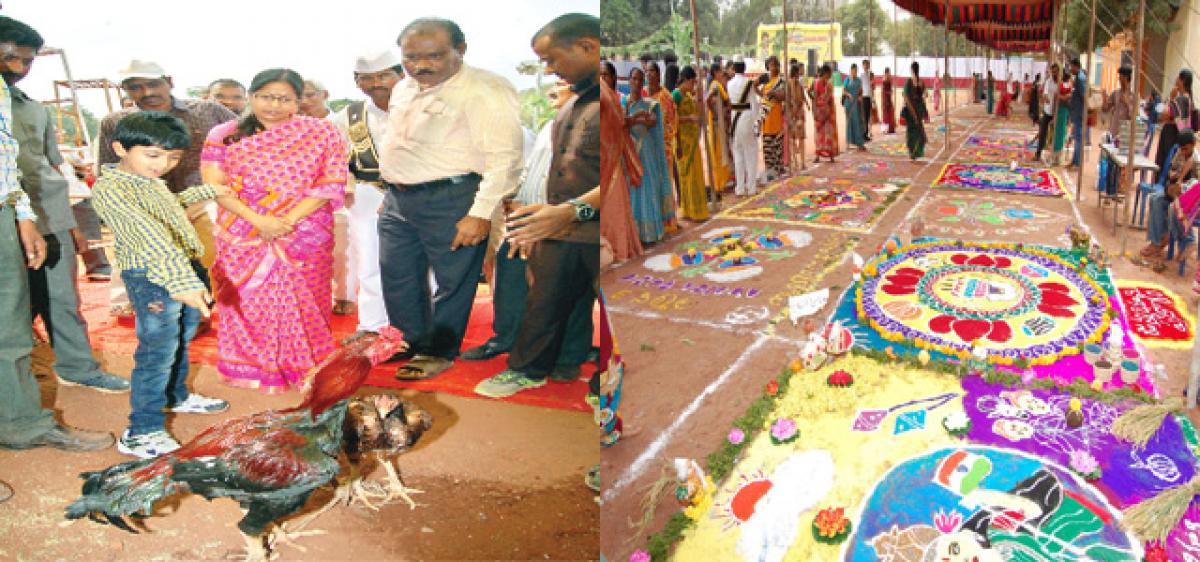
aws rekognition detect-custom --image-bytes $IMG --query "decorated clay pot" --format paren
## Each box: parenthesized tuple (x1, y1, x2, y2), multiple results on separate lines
(1095, 359, 1119, 385)
(1083, 343, 1104, 364)
(1119, 359, 1141, 385)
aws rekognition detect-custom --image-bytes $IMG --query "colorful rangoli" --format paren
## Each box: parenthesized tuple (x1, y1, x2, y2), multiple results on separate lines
(845, 446, 1144, 561)
(934, 163, 1065, 197)
(720, 175, 906, 232)
(1116, 281, 1197, 349)
(658, 354, 1192, 562)
(922, 195, 1069, 239)
(642, 225, 813, 283)
(857, 241, 1108, 364)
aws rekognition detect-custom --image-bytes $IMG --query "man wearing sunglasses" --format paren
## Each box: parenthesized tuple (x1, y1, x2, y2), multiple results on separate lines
(94, 60, 235, 321)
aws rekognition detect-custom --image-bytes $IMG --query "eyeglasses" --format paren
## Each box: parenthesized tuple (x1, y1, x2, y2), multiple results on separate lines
(253, 93, 298, 105)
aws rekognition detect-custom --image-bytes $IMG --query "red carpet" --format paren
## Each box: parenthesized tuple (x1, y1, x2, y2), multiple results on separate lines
(78, 280, 592, 413)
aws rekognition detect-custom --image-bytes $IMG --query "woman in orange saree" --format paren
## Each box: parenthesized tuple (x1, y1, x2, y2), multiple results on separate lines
(201, 68, 349, 393)
(600, 79, 644, 264)
(812, 64, 838, 162)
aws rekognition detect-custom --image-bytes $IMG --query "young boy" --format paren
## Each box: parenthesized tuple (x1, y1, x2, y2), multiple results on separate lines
(91, 111, 231, 459)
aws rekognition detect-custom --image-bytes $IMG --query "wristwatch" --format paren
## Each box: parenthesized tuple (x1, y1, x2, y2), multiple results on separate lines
(568, 198, 597, 222)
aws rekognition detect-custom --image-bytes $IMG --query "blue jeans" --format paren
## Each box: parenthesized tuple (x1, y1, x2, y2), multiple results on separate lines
(1070, 114, 1085, 166)
(123, 265, 203, 435)
(378, 179, 488, 359)
(1145, 192, 1192, 247)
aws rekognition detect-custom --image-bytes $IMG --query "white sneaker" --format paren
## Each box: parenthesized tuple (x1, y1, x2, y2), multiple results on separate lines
(117, 430, 181, 459)
(168, 394, 229, 414)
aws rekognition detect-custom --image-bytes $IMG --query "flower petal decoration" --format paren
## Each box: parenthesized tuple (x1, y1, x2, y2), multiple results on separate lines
(951, 318, 992, 343)
(987, 320, 1013, 343)
(930, 314, 956, 334)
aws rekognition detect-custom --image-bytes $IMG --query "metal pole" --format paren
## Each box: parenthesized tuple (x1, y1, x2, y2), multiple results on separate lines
(944, 0, 951, 151)
(1121, 0, 1146, 256)
(1076, 0, 1097, 201)
(688, 0, 719, 213)
(57, 50, 90, 149)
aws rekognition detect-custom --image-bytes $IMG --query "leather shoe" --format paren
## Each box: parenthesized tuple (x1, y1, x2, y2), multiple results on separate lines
(5, 424, 114, 452)
(461, 343, 508, 361)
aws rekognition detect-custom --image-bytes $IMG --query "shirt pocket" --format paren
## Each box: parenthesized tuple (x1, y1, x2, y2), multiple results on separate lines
(408, 99, 458, 146)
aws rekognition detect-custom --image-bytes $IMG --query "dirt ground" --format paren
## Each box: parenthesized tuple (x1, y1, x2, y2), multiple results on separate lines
(0, 340, 598, 561)
(599, 95, 1198, 561)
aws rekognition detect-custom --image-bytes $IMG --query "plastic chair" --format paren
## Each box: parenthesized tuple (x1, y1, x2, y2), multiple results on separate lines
(1133, 143, 1179, 227)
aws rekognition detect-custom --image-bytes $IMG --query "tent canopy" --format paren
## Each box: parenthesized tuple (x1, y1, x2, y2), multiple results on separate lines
(893, 0, 1057, 52)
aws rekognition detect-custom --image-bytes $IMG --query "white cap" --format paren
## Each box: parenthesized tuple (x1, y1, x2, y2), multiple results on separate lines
(116, 59, 168, 83)
(355, 50, 401, 74)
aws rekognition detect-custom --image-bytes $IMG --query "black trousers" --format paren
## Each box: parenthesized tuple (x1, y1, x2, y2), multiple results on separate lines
(1035, 113, 1053, 159)
(861, 97, 873, 140)
(378, 179, 488, 359)
(508, 239, 599, 379)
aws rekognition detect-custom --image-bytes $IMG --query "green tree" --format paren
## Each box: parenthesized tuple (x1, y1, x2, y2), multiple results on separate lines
(1061, 0, 1177, 56)
(602, 0, 642, 45)
(329, 99, 354, 113)
(186, 85, 208, 99)
(836, 0, 891, 56)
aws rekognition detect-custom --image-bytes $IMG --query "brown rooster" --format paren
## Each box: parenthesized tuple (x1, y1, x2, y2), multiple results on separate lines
(64, 327, 431, 561)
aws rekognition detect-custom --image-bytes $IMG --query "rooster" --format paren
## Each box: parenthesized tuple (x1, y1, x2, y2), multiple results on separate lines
(64, 327, 428, 561)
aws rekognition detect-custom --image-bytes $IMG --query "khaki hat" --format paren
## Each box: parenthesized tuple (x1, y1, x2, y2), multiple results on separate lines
(117, 59, 168, 83)
(355, 50, 401, 74)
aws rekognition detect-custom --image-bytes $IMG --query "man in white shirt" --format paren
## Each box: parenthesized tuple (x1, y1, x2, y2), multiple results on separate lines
(378, 18, 523, 380)
(1034, 63, 1059, 162)
(331, 51, 403, 341)
(727, 60, 760, 196)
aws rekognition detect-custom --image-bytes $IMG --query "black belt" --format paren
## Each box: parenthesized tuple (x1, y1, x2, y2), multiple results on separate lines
(384, 172, 481, 192)
(730, 103, 750, 111)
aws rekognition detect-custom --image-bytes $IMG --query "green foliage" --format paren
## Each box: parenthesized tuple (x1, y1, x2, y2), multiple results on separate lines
(520, 86, 556, 131)
(47, 105, 98, 142)
(1062, 0, 1178, 57)
(328, 98, 354, 114)
(835, 0, 891, 56)
(647, 513, 694, 561)
(186, 85, 208, 99)
(889, 17, 975, 57)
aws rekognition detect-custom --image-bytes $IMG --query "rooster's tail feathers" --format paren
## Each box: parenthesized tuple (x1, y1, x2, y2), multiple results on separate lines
(65, 457, 179, 532)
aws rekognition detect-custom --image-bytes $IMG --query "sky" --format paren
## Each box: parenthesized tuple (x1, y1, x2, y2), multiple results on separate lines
(7, 0, 598, 119)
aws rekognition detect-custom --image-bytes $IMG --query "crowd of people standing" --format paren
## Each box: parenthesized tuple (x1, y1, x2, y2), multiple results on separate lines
(0, 9, 601, 496)
(600, 55, 936, 266)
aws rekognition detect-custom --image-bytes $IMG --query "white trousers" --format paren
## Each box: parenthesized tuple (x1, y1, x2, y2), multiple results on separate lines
(346, 184, 390, 332)
(731, 115, 759, 196)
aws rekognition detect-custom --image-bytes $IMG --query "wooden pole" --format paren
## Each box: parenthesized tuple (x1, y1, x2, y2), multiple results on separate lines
(1121, 0, 1146, 256)
(829, 0, 835, 66)
(783, 0, 793, 176)
(1076, 0, 1097, 201)
(687, 0, 719, 212)
(944, 0, 951, 151)
(1046, 0, 1062, 165)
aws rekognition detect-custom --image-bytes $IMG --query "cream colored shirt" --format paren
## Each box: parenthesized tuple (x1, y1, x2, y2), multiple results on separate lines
(379, 64, 523, 219)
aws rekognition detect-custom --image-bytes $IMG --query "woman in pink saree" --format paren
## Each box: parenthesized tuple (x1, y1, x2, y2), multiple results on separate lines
(201, 68, 349, 393)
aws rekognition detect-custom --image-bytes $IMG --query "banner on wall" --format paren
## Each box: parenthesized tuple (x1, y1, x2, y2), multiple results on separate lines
(756, 22, 843, 65)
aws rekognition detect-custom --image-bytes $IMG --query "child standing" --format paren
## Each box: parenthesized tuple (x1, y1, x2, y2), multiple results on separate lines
(91, 111, 230, 459)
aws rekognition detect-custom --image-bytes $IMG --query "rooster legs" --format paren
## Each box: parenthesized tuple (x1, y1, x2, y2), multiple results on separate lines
(286, 469, 386, 533)
(368, 452, 423, 510)
(266, 522, 327, 553)
(226, 532, 274, 562)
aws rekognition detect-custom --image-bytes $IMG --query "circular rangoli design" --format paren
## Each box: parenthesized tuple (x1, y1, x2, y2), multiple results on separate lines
(858, 243, 1109, 364)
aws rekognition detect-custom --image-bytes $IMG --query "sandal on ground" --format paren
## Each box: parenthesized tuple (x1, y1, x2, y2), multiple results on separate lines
(395, 355, 453, 381)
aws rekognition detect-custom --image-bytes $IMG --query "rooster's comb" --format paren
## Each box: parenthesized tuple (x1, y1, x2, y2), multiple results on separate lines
(366, 326, 407, 366)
